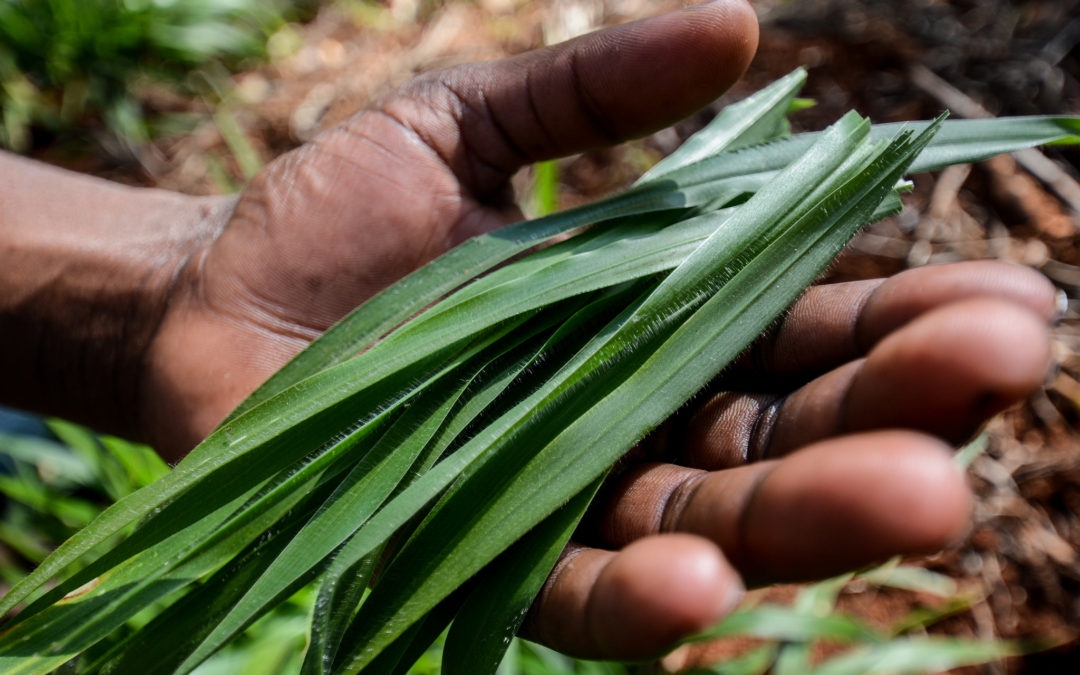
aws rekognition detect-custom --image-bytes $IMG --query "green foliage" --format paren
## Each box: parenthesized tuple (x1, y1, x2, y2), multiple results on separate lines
(529, 160, 561, 217)
(1, 70, 1078, 674)
(0, 420, 167, 584)
(0, 0, 295, 151)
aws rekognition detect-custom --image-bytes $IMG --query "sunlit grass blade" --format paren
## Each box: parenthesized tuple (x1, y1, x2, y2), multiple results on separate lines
(640, 67, 806, 180)
(794, 574, 856, 617)
(530, 160, 560, 216)
(773, 643, 814, 675)
(888, 596, 979, 638)
(858, 558, 958, 597)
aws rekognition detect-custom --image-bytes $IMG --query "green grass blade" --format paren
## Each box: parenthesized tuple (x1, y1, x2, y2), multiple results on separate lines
(0, 320, 520, 662)
(301, 552, 376, 675)
(0, 522, 50, 566)
(0, 432, 96, 488)
(379, 594, 468, 675)
(530, 160, 560, 216)
(385, 213, 724, 353)
(773, 643, 814, 675)
(808, 637, 1020, 675)
(640, 67, 806, 181)
(689, 605, 882, 645)
(441, 477, 603, 675)
(303, 288, 643, 675)
(858, 559, 957, 598)
(901, 116, 1080, 171)
(695, 644, 778, 675)
(889, 596, 979, 638)
(655, 115, 1080, 209)
(794, 573, 855, 616)
(1, 391, 399, 630)
(0, 474, 97, 529)
(0, 497, 303, 675)
(639, 114, 1080, 219)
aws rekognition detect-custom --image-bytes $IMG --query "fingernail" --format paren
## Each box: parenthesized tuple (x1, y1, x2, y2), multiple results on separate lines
(659, 645, 692, 673)
(720, 579, 746, 617)
(656, 583, 744, 673)
(1053, 288, 1069, 324)
(1045, 358, 1062, 388)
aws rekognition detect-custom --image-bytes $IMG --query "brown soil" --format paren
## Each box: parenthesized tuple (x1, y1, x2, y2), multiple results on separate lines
(29, 0, 1080, 672)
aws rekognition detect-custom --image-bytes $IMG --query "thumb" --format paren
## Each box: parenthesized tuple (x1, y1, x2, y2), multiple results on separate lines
(374, 0, 759, 199)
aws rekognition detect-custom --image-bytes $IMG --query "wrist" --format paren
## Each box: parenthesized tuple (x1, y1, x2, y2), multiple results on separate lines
(0, 151, 234, 443)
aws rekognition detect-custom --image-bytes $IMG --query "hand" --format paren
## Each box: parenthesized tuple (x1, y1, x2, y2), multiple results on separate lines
(520, 260, 1058, 665)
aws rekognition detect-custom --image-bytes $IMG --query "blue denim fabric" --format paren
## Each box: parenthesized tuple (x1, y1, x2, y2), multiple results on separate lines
(0, 406, 49, 438)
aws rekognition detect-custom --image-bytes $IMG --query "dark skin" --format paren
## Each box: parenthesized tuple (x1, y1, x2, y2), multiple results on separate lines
(0, 0, 1059, 666)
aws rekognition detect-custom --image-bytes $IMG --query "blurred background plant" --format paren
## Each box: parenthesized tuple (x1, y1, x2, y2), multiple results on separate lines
(0, 0, 317, 156)
(0, 420, 168, 589)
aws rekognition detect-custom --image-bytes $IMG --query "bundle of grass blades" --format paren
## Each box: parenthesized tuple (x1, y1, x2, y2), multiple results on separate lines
(1, 69, 1079, 675)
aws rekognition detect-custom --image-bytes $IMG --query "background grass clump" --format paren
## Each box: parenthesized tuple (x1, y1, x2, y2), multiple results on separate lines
(0, 0, 316, 153)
